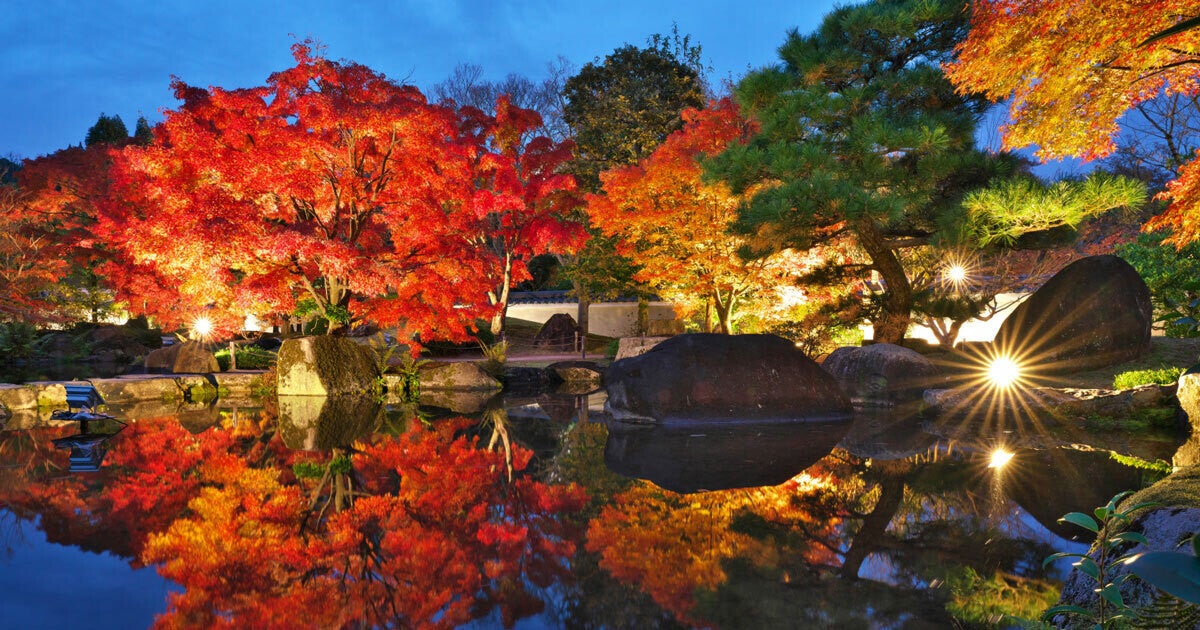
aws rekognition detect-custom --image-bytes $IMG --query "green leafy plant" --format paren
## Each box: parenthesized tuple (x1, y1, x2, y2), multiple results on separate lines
(1043, 491, 1158, 627)
(392, 354, 429, 402)
(943, 566, 1060, 628)
(478, 339, 508, 379)
(0, 321, 39, 358)
(1117, 232, 1200, 337)
(1113, 366, 1186, 390)
(1127, 533, 1200, 605)
(214, 345, 276, 371)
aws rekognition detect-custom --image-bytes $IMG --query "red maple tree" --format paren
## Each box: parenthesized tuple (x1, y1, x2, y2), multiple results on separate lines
(462, 96, 587, 336)
(101, 41, 493, 338)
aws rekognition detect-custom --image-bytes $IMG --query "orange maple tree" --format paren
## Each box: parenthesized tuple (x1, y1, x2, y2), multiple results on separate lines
(586, 99, 779, 332)
(100, 41, 493, 337)
(945, 1, 1200, 244)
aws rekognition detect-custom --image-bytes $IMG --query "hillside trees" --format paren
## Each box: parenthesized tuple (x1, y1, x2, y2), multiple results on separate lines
(708, 0, 1011, 344)
(102, 42, 498, 338)
(945, 0, 1200, 245)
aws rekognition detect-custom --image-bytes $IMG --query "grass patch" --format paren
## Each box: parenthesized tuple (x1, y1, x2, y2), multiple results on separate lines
(944, 567, 1060, 628)
(215, 345, 276, 371)
(1081, 406, 1179, 434)
(1065, 337, 1200, 389)
(1113, 365, 1185, 389)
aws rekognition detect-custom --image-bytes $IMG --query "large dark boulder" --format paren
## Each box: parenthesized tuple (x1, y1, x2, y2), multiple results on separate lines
(822, 343, 941, 404)
(534, 313, 579, 350)
(172, 341, 219, 374)
(993, 255, 1151, 373)
(604, 333, 852, 423)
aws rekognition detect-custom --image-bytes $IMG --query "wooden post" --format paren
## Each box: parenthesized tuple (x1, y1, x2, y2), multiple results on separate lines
(229, 341, 237, 371)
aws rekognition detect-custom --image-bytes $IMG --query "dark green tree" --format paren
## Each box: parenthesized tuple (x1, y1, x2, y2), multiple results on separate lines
(561, 34, 708, 337)
(84, 113, 129, 147)
(708, 0, 1011, 344)
(133, 116, 154, 146)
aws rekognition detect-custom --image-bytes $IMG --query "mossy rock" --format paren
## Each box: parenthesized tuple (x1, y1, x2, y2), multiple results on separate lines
(418, 361, 502, 392)
(1120, 466, 1200, 514)
(277, 336, 379, 396)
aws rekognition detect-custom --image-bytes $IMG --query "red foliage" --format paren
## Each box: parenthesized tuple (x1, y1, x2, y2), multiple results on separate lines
(100, 41, 494, 338)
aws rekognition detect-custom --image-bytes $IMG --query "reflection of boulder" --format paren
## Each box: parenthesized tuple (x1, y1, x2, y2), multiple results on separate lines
(1005, 447, 1145, 541)
(277, 336, 378, 396)
(176, 403, 221, 434)
(993, 255, 1152, 373)
(278, 395, 382, 451)
(822, 343, 940, 404)
(605, 334, 851, 423)
(418, 389, 499, 416)
(536, 393, 579, 423)
(604, 418, 851, 493)
(838, 406, 937, 460)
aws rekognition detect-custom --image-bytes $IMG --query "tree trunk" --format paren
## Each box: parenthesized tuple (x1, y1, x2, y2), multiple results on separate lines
(574, 280, 590, 356)
(855, 218, 913, 344)
(713, 290, 733, 334)
(489, 255, 513, 337)
(840, 462, 908, 580)
(637, 296, 649, 335)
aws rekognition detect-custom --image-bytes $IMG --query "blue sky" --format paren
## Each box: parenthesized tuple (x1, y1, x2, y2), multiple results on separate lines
(4, 0, 842, 159)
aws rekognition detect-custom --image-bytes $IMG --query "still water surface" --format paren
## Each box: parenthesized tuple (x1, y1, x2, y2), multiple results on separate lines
(0, 393, 1176, 628)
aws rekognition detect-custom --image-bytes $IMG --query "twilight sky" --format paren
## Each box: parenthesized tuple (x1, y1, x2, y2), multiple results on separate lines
(3, 0, 843, 159)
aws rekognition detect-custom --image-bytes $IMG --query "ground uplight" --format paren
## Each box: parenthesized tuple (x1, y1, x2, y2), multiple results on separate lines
(987, 356, 1021, 389)
(192, 316, 213, 339)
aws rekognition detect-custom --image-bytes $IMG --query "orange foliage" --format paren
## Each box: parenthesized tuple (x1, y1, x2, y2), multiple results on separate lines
(586, 99, 781, 332)
(585, 467, 844, 624)
(945, 1, 1200, 245)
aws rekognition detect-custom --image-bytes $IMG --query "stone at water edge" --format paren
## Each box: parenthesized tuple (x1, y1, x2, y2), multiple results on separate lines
(172, 341, 219, 374)
(1176, 365, 1200, 434)
(144, 344, 182, 372)
(821, 343, 940, 404)
(605, 333, 851, 423)
(276, 336, 379, 396)
(418, 361, 502, 392)
(992, 255, 1152, 373)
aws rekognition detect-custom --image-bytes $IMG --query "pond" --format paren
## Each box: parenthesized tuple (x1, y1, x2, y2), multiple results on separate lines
(0, 392, 1181, 628)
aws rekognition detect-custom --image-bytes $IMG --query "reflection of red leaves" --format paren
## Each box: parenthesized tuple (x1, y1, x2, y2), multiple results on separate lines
(143, 419, 586, 629)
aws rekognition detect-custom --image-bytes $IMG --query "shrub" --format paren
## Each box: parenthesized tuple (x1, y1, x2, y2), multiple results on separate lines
(0, 321, 39, 358)
(1113, 366, 1185, 390)
(214, 345, 276, 371)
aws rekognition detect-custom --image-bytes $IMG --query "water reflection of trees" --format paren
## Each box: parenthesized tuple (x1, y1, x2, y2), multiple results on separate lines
(579, 436, 1071, 627)
(0, 405, 588, 628)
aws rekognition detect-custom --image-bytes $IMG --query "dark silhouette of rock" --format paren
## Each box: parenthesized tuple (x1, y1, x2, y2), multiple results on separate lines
(86, 325, 153, 359)
(605, 418, 851, 493)
(822, 343, 940, 403)
(605, 333, 852, 422)
(993, 255, 1151, 373)
(172, 341, 219, 374)
(534, 313, 579, 350)
(144, 344, 182, 372)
